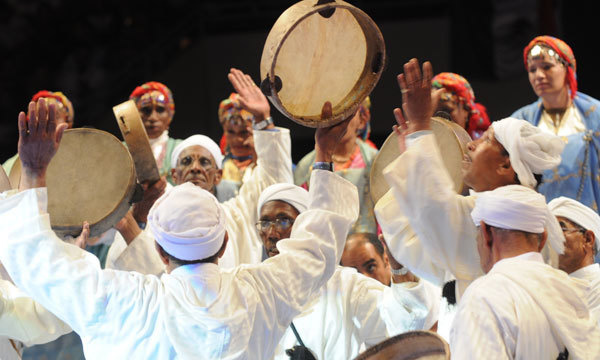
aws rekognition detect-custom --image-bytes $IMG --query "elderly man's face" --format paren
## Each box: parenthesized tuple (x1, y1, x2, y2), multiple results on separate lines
(257, 200, 299, 258)
(557, 216, 595, 274)
(462, 127, 515, 192)
(341, 234, 391, 286)
(172, 145, 222, 191)
(137, 91, 172, 139)
(223, 116, 253, 158)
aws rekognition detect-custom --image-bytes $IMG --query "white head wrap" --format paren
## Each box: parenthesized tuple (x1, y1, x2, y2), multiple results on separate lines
(471, 185, 565, 254)
(171, 135, 224, 169)
(148, 182, 226, 261)
(548, 196, 600, 251)
(492, 118, 564, 188)
(257, 183, 310, 216)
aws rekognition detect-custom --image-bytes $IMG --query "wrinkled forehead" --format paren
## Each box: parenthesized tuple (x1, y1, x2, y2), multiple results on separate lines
(178, 145, 215, 163)
(137, 91, 169, 108)
(527, 44, 565, 66)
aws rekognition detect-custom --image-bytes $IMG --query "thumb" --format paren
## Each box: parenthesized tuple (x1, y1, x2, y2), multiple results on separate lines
(431, 88, 444, 111)
(55, 123, 69, 145)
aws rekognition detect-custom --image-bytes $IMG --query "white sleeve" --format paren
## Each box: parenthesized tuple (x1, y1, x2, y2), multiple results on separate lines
(221, 128, 292, 267)
(375, 190, 447, 286)
(242, 170, 359, 330)
(106, 230, 165, 276)
(0, 279, 71, 346)
(0, 189, 163, 338)
(391, 279, 441, 331)
(381, 134, 482, 283)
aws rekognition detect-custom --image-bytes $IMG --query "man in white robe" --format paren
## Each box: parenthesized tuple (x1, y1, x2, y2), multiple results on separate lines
(106, 68, 292, 272)
(451, 185, 600, 359)
(549, 196, 600, 325)
(255, 183, 432, 359)
(0, 98, 359, 359)
(375, 58, 565, 301)
(1, 278, 71, 360)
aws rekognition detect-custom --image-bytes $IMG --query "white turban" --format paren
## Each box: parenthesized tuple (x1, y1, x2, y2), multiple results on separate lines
(492, 118, 564, 188)
(148, 182, 226, 261)
(171, 135, 224, 169)
(257, 183, 310, 216)
(471, 185, 565, 254)
(549, 196, 600, 251)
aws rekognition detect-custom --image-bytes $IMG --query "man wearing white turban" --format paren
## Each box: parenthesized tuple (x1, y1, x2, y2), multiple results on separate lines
(374, 59, 565, 302)
(106, 68, 292, 273)
(255, 183, 433, 360)
(0, 99, 359, 359)
(450, 185, 600, 359)
(549, 196, 600, 325)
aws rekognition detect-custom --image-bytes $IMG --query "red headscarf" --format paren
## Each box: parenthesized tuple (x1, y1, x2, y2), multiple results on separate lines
(523, 36, 577, 99)
(129, 81, 175, 113)
(432, 73, 491, 139)
(31, 90, 74, 123)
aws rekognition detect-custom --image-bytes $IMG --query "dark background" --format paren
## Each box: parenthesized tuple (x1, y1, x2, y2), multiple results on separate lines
(1, 0, 595, 164)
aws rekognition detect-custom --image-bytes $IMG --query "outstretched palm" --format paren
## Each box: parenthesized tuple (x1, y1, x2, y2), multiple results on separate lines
(227, 68, 270, 121)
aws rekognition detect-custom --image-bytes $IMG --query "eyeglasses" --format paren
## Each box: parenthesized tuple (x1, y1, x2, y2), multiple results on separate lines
(255, 218, 294, 233)
(560, 227, 586, 234)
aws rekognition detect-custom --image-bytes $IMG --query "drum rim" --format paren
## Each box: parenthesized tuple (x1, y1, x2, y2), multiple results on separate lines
(369, 117, 467, 205)
(10, 128, 138, 238)
(354, 330, 450, 360)
(262, 0, 386, 128)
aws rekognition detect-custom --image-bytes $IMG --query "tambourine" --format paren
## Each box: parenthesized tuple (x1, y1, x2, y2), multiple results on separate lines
(9, 129, 138, 238)
(113, 100, 161, 184)
(354, 331, 450, 360)
(370, 117, 472, 204)
(260, 0, 385, 128)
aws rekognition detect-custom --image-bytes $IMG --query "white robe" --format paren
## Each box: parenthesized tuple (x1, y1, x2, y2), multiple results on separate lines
(1, 278, 72, 359)
(374, 133, 481, 299)
(0, 170, 358, 359)
(272, 266, 431, 360)
(106, 127, 292, 271)
(570, 263, 600, 326)
(451, 252, 600, 359)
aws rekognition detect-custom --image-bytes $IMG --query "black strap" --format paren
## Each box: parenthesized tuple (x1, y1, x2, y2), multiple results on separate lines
(557, 348, 569, 360)
(442, 280, 457, 305)
(290, 322, 306, 347)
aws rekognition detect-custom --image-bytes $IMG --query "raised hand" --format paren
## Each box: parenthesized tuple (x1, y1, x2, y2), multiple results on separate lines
(132, 176, 167, 224)
(18, 99, 68, 190)
(227, 68, 271, 122)
(315, 102, 354, 163)
(396, 58, 442, 134)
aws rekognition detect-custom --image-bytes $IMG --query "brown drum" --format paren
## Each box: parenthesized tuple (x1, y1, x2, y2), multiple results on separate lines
(260, 0, 385, 128)
(0, 166, 10, 192)
(10, 129, 137, 238)
(113, 100, 160, 184)
(354, 331, 450, 360)
(370, 117, 471, 204)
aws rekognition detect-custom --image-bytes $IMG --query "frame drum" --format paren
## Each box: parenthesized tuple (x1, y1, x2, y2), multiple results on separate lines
(370, 117, 472, 205)
(260, 0, 385, 128)
(113, 100, 160, 184)
(10, 129, 137, 238)
(0, 166, 10, 193)
(354, 331, 450, 360)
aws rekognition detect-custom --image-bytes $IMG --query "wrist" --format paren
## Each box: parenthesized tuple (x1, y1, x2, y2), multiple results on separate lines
(253, 116, 273, 130)
(19, 168, 47, 191)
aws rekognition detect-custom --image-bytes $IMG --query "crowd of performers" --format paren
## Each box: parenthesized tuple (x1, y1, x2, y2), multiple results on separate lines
(1, 34, 600, 359)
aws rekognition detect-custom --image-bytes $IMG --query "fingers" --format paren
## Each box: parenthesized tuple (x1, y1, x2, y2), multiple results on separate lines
(397, 74, 407, 94)
(36, 98, 48, 136)
(320, 101, 333, 120)
(403, 58, 421, 89)
(27, 101, 36, 136)
(422, 61, 433, 87)
(18, 111, 27, 139)
(47, 103, 57, 135)
(393, 107, 406, 128)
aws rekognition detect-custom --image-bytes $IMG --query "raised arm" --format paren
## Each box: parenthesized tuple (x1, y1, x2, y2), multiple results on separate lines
(380, 59, 482, 283)
(0, 100, 162, 338)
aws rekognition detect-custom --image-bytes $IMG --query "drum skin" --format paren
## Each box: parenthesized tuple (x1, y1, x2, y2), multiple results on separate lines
(260, 0, 385, 128)
(370, 117, 471, 205)
(113, 100, 160, 184)
(354, 331, 450, 360)
(10, 129, 137, 238)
